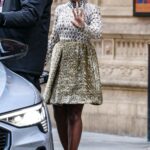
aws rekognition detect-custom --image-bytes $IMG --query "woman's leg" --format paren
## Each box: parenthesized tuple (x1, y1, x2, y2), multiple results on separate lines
(53, 105, 68, 150)
(67, 104, 84, 150)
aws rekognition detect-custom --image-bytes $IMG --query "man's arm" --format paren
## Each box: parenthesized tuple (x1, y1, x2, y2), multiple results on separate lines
(0, 0, 48, 27)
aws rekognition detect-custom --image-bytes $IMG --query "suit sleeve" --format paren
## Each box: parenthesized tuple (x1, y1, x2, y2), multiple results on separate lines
(2, 0, 48, 27)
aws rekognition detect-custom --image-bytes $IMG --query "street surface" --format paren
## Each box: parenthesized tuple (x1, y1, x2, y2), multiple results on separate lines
(52, 129, 150, 150)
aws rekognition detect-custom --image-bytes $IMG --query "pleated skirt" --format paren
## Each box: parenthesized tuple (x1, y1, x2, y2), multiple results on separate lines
(43, 41, 103, 105)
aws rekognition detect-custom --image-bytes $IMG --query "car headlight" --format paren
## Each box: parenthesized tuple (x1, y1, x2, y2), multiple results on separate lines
(0, 103, 48, 133)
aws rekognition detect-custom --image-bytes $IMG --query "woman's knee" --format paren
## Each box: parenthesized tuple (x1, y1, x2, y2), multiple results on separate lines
(67, 104, 84, 124)
(53, 105, 66, 120)
(68, 112, 82, 125)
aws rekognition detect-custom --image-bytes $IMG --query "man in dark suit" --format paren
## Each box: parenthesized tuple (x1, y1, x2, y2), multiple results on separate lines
(0, 0, 53, 91)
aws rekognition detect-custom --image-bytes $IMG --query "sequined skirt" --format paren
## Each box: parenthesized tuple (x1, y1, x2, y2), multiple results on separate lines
(43, 41, 103, 105)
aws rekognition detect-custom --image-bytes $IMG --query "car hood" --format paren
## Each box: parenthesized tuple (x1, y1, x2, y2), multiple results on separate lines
(0, 62, 42, 114)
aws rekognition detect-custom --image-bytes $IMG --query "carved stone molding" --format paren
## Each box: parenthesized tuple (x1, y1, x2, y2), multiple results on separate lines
(100, 63, 147, 88)
(92, 39, 148, 88)
(115, 39, 148, 60)
(102, 39, 114, 58)
(93, 38, 148, 61)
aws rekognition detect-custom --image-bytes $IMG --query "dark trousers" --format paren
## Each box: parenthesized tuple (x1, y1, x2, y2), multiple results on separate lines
(15, 71, 41, 92)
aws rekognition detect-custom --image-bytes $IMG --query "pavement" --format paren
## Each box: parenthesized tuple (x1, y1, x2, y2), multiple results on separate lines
(52, 128, 150, 150)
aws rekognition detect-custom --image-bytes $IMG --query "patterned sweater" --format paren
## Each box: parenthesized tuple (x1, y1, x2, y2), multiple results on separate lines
(48, 0, 102, 54)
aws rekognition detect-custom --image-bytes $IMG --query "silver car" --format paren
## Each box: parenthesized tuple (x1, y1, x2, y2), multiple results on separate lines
(0, 39, 54, 150)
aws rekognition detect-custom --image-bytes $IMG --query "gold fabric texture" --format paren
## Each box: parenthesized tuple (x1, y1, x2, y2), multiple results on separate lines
(43, 41, 103, 105)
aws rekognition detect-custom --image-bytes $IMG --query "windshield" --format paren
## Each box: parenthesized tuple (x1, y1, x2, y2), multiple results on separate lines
(0, 39, 28, 60)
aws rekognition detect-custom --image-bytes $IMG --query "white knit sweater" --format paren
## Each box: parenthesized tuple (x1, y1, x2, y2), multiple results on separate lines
(48, 0, 102, 52)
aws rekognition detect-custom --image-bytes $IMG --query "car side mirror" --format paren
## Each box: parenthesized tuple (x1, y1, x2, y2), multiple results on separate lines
(0, 39, 28, 60)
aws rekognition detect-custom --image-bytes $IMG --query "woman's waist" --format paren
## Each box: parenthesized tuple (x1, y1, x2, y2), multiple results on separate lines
(59, 36, 90, 42)
(59, 38, 90, 44)
(54, 40, 94, 51)
(58, 40, 91, 46)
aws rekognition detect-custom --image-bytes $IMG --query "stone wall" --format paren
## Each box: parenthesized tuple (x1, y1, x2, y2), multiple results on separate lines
(99, 0, 148, 137)
(47, 0, 148, 137)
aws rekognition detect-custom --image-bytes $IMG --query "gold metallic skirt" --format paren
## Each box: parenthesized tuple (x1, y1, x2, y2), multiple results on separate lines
(43, 41, 103, 105)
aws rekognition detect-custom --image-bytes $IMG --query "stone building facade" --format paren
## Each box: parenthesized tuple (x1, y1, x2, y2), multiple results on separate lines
(48, 0, 149, 137)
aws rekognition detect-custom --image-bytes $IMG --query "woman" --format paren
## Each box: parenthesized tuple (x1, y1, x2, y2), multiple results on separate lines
(43, 0, 103, 149)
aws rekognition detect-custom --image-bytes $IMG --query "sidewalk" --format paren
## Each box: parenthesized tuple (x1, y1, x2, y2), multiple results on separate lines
(52, 129, 150, 150)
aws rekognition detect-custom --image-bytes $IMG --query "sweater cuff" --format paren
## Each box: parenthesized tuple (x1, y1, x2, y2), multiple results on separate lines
(83, 23, 90, 35)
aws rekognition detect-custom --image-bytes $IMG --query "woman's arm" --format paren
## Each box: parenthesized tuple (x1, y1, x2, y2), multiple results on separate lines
(46, 6, 60, 63)
(84, 6, 102, 39)
(71, 4, 102, 39)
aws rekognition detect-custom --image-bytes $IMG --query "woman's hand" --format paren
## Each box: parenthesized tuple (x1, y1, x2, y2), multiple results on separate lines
(71, 2, 85, 29)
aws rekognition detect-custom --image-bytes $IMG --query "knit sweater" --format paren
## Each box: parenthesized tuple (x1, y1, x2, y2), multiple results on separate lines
(48, 0, 102, 53)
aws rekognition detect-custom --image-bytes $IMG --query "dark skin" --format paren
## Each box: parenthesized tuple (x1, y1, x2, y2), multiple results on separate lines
(53, 104, 84, 150)
(71, 0, 85, 28)
(53, 1, 85, 150)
